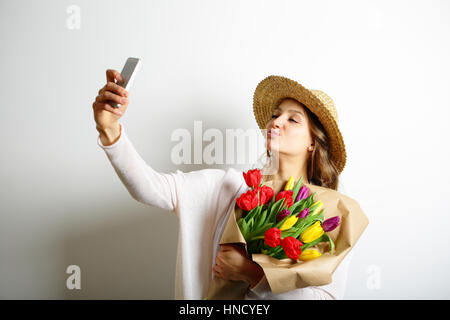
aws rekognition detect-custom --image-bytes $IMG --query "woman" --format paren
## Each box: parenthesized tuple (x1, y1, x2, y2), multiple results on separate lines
(92, 71, 368, 299)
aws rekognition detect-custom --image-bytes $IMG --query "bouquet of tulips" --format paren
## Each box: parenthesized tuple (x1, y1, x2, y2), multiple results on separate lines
(236, 169, 340, 261)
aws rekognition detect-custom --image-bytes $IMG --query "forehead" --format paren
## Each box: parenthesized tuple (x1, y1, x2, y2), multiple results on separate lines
(275, 98, 307, 114)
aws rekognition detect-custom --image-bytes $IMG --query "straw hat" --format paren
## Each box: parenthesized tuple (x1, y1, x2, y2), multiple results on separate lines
(252, 75, 347, 174)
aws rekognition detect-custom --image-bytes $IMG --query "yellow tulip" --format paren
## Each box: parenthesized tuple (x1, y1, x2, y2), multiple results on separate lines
(300, 221, 324, 243)
(310, 200, 323, 215)
(299, 249, 322, 261)
(280, 215, 298, 231)
(284, 176, 295, 191)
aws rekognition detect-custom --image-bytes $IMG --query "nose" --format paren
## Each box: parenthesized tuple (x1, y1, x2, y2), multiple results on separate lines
(271, 116, 282, 129)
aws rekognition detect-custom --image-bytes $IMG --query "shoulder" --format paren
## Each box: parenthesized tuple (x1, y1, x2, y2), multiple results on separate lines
(307, 184, 369, 225)
(173, 166, 243, 189)
(198, 166, 243, 183)
(307, 184, 370, 244)
(307, 183, 361, 207)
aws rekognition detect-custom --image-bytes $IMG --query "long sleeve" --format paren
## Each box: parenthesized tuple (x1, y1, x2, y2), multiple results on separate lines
(97, 122, 226, 215)
(97, 123, 247, 299)
(245, 250, 353, 300)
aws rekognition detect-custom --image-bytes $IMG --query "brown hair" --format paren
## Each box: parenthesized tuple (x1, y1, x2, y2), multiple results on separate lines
(266, 98, 340, 190)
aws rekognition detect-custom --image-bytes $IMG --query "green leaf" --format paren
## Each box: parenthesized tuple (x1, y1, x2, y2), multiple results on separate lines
(267, 198, 285, 224)
(308, 192, 317, 207)
(265, 194, 276, 210)
(268, 245, 284, 257)
(251, 211, 262, 232)
(313, 208, 325, 222)
(301, 234, 326, 250)
(273, 250, 288, 260)
(291, 176, 304, 202)
(237, 218, 248, 239)
(287, 200, 303, 214)
(322, 234, 335, 253)
(248, 217, 254, 230)
(255, 209, 268, 230)
(237, 218, 244, 229)
(248, 222, 274, 239)
(244, 206, 257, 223)
(281, 227, 300, 238)
(309, 201, 321, 212)
(251, 207, 263, 231)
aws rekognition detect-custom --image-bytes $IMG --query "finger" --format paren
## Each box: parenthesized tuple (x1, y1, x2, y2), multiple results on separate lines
(213, 263, 223, 273)
(93, 102, 123, 116)
(213, 268, 222, 278)
(216, 255, 226, 264)
(103, 103, 123, 115)
(96, 91, 128, 105)
(105, 81, 128, 97)
(106, 69, 123, 83)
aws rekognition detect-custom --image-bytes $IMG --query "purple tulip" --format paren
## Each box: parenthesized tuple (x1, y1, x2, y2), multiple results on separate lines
(296, 207, 309, 219)
(295, 185, 309, 202)
(276, 209, 291, 222)
(322, 216, 340, 232)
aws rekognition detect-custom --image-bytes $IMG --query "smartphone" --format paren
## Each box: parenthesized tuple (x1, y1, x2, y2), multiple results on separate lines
(111, 57, 141, 108)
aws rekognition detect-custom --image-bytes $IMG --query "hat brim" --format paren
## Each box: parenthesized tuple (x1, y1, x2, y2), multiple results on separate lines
(253, 75, 347, 174)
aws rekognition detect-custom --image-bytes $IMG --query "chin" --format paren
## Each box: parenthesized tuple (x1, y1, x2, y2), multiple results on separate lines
(267, 141, 280, 152)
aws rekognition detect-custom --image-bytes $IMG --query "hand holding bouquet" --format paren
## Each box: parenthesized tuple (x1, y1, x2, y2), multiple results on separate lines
(206, 168, 369, 299)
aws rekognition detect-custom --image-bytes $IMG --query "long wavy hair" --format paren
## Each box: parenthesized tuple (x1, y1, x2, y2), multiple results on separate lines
(264, 98, 340, 190)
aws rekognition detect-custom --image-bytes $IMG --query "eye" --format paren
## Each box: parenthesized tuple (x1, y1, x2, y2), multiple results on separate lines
(271, 114, 278, 119)
(289, 118, 298, 123)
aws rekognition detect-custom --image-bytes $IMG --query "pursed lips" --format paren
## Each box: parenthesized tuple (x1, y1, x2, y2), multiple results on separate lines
(267, 129, 280, 137)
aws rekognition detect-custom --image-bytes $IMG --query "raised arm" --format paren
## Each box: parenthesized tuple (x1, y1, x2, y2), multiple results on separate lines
(93, 69, 227, 213)
(97, 122, 185, 211)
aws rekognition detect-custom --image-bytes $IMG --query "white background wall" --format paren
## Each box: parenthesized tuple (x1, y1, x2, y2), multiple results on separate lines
(1, 0, 449, 299)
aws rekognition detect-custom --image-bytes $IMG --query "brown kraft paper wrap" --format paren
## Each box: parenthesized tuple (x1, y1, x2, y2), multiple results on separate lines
(206, 177, 370, 299)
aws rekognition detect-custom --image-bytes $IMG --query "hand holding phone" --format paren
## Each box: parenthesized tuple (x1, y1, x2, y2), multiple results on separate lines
(92, 58, 141, 133)
(111, 57, 141, 108)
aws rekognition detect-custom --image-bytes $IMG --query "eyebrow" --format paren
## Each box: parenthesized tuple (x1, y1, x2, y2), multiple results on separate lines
(274, 107, 305, 117)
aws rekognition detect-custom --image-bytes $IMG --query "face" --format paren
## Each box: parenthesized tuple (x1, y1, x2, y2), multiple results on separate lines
(265, 98, 314, 158)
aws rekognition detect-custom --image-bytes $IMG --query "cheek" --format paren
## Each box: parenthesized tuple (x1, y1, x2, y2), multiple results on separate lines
(284, 130, 310, 150)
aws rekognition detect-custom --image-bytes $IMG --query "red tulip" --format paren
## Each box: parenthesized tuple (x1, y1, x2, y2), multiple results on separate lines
(236, 189, 259, 211)
(243, 169, 262, 188)
(280, 236, 303, 260)
(258, 185, 274, 205)
(275, 190, 294, 208)
(264, 227, 281, 248)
